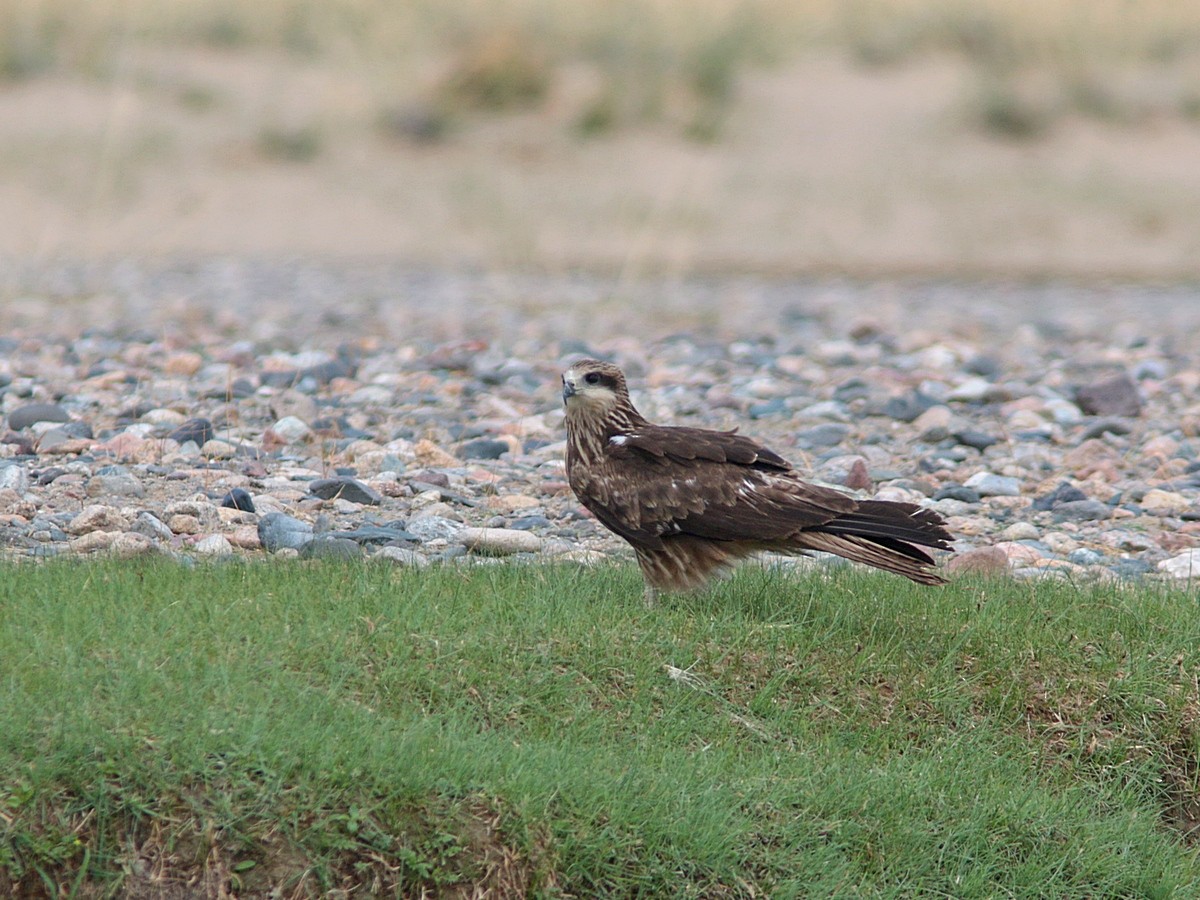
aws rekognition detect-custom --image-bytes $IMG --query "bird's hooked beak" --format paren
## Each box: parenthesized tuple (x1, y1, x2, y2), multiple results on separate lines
(561, 371, 578, 404)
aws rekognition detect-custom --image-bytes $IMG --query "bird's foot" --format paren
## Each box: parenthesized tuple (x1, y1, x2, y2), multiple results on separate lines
(642, 584, 659, 608)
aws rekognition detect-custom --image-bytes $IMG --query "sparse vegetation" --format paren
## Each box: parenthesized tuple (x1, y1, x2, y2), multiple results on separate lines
(258, 124, 323, 162)
(4, 0, 1197, 137)
(4, 559, 1200, 895)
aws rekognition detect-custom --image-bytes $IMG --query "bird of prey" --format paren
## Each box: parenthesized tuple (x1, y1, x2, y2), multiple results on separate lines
(561, 358, 953, 604)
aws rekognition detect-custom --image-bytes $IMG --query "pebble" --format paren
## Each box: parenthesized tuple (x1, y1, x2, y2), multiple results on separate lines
(194, 534, 234, 556)
(299, 536, 362, 560)
(308, 476, 382, 505)
(1159, 549, 1200, 579)
(963, 472, 1021, 497)
(257, 512, 314, 552)
(458, 527, 543, 556)
(458, 438, 511, 460)
(946, 546, 1009, 575)
(1140, 489, 1191, 515)
(1075, 373, 1143, 418)
(168, 418, 216, 446)
(271, 416, 312, 443)
(376, 545, 430, 567)
(0, 464, 29, 493)
(221, 488, 256, 512)
(1, 272, 1198, 583)
(8, 402, 71, 430)
(1052, 500, 1112, 522)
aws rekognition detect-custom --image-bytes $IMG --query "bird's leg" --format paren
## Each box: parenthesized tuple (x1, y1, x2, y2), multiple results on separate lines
(642, 583, 659, 608)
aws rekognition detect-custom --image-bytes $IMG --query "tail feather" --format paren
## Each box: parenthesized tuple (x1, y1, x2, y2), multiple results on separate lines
(817, 500, 953, 551)
(789, 531, 947, 586)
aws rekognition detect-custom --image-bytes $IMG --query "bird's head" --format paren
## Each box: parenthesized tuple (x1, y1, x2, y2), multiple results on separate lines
(561, 358, 629, 416)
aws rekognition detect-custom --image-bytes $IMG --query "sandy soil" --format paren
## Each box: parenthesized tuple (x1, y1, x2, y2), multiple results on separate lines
(1, 48, 1199, 280)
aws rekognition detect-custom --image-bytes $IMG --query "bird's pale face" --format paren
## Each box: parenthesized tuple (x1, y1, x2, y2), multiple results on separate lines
(561, 360, 625, 415)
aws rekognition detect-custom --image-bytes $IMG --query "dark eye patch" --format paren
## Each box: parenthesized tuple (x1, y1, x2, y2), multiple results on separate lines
(584, 372, 602, 385)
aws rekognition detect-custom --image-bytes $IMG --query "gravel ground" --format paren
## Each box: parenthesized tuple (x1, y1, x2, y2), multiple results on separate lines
(3, 259, 1200, 583)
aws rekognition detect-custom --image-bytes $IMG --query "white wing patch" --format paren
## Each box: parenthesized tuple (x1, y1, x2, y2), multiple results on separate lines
(738, 478, 758, 497)
(609, 435, 629, 445)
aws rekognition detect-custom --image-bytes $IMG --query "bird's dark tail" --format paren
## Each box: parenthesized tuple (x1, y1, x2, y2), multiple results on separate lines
(794, 501, 954, 585)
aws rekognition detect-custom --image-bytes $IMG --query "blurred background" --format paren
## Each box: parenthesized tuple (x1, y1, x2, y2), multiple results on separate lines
(2, 0, 1199, 323)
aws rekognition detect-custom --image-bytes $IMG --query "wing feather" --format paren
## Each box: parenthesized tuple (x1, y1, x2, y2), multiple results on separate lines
(595, 424, 854, 543)
(614, 426, 790, 470)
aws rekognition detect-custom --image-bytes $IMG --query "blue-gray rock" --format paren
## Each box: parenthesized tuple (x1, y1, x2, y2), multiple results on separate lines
(169, 418, 215, 446)
(1067, 548, 1105, 566)
(261, 358, 356, 390)
(1110, 558, 1154, 579)
(132, 511, 174, 542)
(509, 515, 553, 531)
(202, 377, 256, 399)
(833, 378, 872, 403)
(874, 390, 939, 423)
(932, 484, 981, 503)
(405, 515, 462, 542)
(61, 420, 93, 440)
(221, 488, 256, 512)
(1079, 417, 1134, 441)
(963, 472, 1021, 497)
(1052, 500, 1112, 522)
(326, 526, 419, 545)
(458, 438, 511, 460)
(1032, 483, 1088, 511)
(87, 469, 145, 498)
(374, 545, 430, 567)
(0, 463, 29, 493)
(1074, 373, 1142, 418)
(299, 536, 362, 560)
(35, 467, 68, 486)
(795, 423, 850, 450)
(257, 512, 314, 552)
(748, 398, 788, 419)
(308, 476, 382, 505)
(8, 402, 70, 431)
(953, 429, 999, 451)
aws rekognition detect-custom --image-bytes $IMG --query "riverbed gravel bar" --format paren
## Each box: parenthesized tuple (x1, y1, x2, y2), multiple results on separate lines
(3, 260, 1199, 583)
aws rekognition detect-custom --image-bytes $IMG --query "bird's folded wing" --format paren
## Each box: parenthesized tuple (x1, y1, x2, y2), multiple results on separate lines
(614, 426, 791, 469)
(601, 447, 857, 544)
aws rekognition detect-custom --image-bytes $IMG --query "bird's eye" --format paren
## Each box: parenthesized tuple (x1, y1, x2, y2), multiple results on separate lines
(584, 372, 602, 385)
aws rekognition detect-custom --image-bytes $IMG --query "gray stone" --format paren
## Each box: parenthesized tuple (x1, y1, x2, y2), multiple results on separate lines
(308, 476, 382, 505)
(270, 415, 312, 443)
(953, 429, 1000, 451)
(795, 423, 849, 450)
(299, 536, 362, 560)
(194, 534, 234, 556)
(257, 512, 314, 552)
(131, 511, 174, 542)
(1067, 548, 1105, 566)
(405, 515, 462, 542)
(86, 469, 146, 498)
(1075, 373, 1142, 418)
(326, 525, 419, 544)
(963, 472, 1021, 497)
(1052, 500, 1112, 522)
(0, 463, 29, 493)
(459, 527, 543, 556)
(457, 438, 511, 460)
(66, 505, 131, 535)
(1158, 549, 1200, 579)
(221, 488, 256, 512)
(8, 402, 70, 431)
(375, 545, 430, 567)
(168, 418, 215, 445)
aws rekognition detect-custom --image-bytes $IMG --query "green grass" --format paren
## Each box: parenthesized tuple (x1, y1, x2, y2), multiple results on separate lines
(3, 560, 1200, 896)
